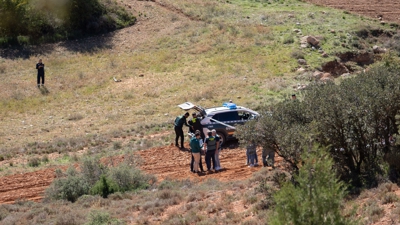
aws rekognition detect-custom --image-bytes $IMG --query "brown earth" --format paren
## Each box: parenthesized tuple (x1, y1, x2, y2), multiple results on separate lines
(0, 142, 282, 204)
(1, 0, 400, 224)
(305, 0, 400, 24)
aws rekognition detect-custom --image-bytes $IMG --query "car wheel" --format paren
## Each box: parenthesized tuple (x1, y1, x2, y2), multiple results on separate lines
(216, 131, 226, 147)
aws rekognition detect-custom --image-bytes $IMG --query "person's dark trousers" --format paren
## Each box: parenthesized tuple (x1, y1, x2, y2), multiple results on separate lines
(37, 74, 44, 85)
(191, 154, 204, 172)
(174, 126, 184, 148)
(262, 155, 268, 167)
(205, 150, 216, 170)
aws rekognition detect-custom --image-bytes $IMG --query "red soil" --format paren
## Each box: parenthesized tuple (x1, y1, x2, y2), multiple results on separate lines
(305, 0, 400, 24)
(0, 144, 280, 204)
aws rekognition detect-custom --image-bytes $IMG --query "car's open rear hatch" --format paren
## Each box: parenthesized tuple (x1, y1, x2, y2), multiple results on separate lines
(178, 102, 206, 117)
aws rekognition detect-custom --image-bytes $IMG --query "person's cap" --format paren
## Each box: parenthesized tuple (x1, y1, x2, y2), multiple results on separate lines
(192, 112, 196, 116)
(195, 130, 201, 135)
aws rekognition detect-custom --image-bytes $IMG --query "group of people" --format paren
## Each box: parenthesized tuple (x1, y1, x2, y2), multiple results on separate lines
(190, 129, 223, 174)
(173, 112, 223, 174)
(246, 142, 275, 168)
(174, 111, 276, 174)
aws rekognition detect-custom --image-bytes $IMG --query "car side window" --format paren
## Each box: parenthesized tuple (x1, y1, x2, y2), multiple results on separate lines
(238, 111, 256, 120)
(212, 111, 239, 122)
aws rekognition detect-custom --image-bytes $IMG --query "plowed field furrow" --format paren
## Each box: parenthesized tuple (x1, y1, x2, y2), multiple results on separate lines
(0, 168, 56, 203)
(306, 0, 400, 23)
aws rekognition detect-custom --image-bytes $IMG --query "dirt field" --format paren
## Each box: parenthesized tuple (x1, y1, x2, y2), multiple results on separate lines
(305, 0, 400, 24)
(1, 0, 400, 224)
(0, 143, 281, 204)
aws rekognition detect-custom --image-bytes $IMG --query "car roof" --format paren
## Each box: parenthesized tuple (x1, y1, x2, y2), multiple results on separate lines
(178, 102, 259, 117)
(205, 106, 259, 116)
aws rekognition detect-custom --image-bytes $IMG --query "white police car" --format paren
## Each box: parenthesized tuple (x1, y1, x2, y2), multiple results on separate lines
(178, 102, 259, 145)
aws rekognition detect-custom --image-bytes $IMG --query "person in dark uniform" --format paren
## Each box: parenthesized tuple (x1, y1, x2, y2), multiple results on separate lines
(262, 145, 275, 168)
(204, 131, 220, 172)
(188, 113, 204, 140)
(174, 112, 192, 149)
(36, 59, 45, 88)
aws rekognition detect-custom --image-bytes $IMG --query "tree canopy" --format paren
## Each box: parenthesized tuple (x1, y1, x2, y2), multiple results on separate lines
(237, 56, 400, 188)
(0, 0, 135, 46)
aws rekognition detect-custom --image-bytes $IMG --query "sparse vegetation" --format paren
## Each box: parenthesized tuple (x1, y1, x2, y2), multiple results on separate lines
(27, 157, 41, 167)
(1, 0, 400, 224)
(45, 157, 154, 202)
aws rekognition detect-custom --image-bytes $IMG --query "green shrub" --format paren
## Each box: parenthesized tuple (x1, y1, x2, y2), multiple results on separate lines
(45, 167, 90, 202)
(85, 210, 124, 225)
(382, 192, 399, 204)
(282, 35, 294, 44)
(81, 157, 107, 186)
(291, 49, 305, 59)
(28, 157, 41, 167)
(108, 163, 155, 192)
(366, 200, 384, 218)
(270, 147, 356, 225)
(41, 155, 49, 163)
(90, 175, 119, 198)
(158, 179, 179, 190)
(113, 142, 122, 150)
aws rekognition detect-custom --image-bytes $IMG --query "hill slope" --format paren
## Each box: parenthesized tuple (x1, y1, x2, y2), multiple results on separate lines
(0, 0, 400, 224)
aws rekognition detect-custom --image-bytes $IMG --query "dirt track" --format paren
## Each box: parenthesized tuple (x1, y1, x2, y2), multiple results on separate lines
(306, 0, 400, 23)
(137, 144, 281, 182)
(0, 144, 280, 204)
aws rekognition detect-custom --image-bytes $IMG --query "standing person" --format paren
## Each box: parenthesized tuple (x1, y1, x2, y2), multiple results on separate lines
(246, 142, 257, 167)
(188, 112, 205, 140)
(262, 145, 275, 168)
(36, 59, 45, 88)
(190, 130, 205, 173)
(189, 113, 204, 140)
(204, 131, 219, 172)
(190, 131, 202, 173)
(188, 113, 196, 134)
(246, 142, 258, 166)
(174, 112, 192, 149)
(212, 129, 223, 171)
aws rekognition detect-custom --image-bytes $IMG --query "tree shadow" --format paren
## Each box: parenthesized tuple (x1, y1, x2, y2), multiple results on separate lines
(0, 32, 115, 59)
(59, 32, 114, 53)
(0, 45, 55, 60)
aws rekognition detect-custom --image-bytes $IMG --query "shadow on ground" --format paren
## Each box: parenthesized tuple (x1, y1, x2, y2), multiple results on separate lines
(0, 32, 116, 59)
